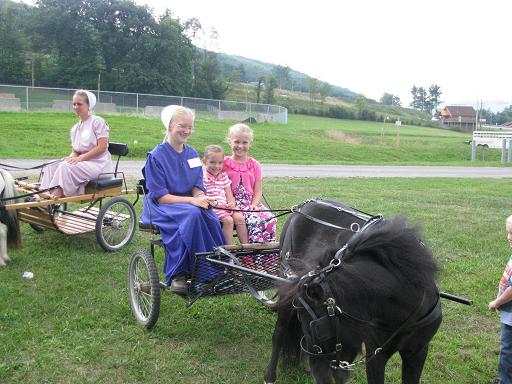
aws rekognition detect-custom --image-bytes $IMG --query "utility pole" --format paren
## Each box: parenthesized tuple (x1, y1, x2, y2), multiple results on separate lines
(97, 72, 101, 102)
(31, 56, 35, 87)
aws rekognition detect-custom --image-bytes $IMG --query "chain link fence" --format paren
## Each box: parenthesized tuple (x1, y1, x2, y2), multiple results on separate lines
(0, 84, 288, 124)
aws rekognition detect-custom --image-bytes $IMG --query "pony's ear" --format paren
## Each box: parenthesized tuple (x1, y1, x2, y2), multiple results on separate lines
(305, 280, 324, 303)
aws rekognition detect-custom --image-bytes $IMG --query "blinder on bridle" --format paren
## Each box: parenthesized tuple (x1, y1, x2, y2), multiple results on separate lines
(294, 272, 369, 371)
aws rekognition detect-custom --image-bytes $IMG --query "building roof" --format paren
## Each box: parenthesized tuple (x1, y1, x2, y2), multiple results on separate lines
(441, 105, 476, 118)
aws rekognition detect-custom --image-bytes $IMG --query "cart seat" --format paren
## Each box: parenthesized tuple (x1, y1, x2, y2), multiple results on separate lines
(84, 142, 128, 193)
(86, 178, 123, 190)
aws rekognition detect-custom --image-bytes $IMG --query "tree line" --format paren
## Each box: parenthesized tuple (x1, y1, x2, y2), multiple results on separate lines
(0, 0, 232, 99)
(0, 0, 337, 105)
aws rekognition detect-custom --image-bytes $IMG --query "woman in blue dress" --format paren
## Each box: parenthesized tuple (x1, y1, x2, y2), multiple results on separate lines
(140, 105, 225, 294)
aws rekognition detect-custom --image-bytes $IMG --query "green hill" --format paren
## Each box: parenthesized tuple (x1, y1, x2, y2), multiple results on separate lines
(217, 52, 357, 98)
(213, 52, 433, 127)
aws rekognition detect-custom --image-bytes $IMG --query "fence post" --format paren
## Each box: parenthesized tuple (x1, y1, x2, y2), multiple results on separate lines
(502, 139, 507, 163)
(25, 86, 29, 111)
(509, 140, 512, 163)
(471, 140, 476, 161)
(136, 93, 139, 115)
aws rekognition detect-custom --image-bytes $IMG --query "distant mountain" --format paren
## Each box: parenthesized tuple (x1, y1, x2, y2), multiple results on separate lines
(216, 52, 358, 99)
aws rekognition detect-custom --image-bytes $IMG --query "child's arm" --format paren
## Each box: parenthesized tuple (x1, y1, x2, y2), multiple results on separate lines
(489, 286, 512, 311)
(250, 180, 263, 210)
(225, 186, 236, 208)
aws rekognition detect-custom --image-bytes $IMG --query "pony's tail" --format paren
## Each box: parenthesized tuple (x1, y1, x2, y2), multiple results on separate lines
(4, 210, 21, 249)
(0, 169, 21, 249)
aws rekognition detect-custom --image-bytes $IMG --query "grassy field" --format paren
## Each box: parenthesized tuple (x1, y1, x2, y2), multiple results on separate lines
(0, 111, 505, 165)
(1, 177, 510, 383)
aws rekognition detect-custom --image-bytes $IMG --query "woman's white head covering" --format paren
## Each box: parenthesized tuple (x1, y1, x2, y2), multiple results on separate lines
(84, 90, 96, 110)
(160, 105, 182, 130)
(161, 105, 184, 143)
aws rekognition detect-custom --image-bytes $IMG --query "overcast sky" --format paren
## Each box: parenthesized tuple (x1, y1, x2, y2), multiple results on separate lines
(135, 0, 511, 111)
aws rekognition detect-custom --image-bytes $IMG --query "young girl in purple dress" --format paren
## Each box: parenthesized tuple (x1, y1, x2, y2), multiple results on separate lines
(223, 123, 276, 243)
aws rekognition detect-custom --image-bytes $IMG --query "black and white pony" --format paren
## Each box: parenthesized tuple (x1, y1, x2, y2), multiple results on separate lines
(0, 169, 20, 267)
(264, 199, 442, 384)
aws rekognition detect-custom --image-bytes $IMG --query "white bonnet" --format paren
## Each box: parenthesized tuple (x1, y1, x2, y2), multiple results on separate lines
(160, 105, 182, 129)
(84, 91, 96, 110)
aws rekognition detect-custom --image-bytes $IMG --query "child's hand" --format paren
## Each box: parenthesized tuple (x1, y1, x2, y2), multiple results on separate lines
(226, 201, 235, 209)
(489, 300, 499, 311)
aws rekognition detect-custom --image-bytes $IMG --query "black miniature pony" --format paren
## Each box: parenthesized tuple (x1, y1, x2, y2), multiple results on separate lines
(264, 199, 442, 384)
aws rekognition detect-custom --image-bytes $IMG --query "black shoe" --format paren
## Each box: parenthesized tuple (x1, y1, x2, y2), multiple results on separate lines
(169, 274, 189, 295)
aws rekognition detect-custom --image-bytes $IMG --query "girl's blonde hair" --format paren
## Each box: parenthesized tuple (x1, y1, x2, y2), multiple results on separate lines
(203, 144, 224, 160)
(507, 215, 512, 224)
(227, 123, 253, 143)
(170, 107, 194, 125)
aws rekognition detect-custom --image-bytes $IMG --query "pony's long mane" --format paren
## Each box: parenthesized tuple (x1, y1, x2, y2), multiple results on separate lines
(0, 169, 21, 249)
(278, 215, 437, 308)
(340, 216, 437, 292)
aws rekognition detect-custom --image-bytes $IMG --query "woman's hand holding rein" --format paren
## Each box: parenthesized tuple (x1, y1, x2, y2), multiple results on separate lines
(192, 194, 213, 209)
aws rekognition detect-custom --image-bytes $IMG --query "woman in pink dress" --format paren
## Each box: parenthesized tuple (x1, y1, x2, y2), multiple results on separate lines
(40, 90, 112, 197)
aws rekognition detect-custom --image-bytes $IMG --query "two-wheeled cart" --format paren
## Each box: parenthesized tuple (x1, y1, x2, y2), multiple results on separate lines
(1, 142, 137, 252)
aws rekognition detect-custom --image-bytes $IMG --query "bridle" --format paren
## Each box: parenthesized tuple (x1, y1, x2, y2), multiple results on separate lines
(294, 273, 441, 370)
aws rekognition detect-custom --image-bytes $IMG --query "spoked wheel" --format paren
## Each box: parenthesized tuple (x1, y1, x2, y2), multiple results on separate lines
(28, 212, 45, 232)
(95, 197, 136, 252)
(128, 248, 161, 329)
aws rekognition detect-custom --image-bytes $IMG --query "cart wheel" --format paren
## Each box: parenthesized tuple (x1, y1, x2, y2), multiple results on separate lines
(29, 219, 45, 232)
(95, 197, 136, 252)
(128, 248, 161, 329)
(252, 287, 279, 309)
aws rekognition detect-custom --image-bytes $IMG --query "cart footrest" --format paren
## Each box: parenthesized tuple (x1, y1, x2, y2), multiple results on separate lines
(189, 248, 280, 299)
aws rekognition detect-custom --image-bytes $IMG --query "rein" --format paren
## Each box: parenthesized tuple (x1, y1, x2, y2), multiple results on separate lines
(0, 185, 60, 203)
(0, 159, 62, 171)
(212, 198, 381, 228)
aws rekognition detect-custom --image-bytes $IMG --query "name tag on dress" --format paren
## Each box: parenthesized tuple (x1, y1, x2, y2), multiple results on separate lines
(187, 157, 202, 168)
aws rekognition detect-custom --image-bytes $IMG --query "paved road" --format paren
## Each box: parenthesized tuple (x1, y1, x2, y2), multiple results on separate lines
(1, 159, 511, 179)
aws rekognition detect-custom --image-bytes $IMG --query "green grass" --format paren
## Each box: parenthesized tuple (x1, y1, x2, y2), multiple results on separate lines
(1, 177, 510, 383)
(0, 111, 503, 165)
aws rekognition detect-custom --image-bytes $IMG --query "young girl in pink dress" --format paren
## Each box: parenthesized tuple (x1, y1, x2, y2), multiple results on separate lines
(223, 124, 276, 243)
(40, 90, 112, 197)
(202, 144, 248, 245)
